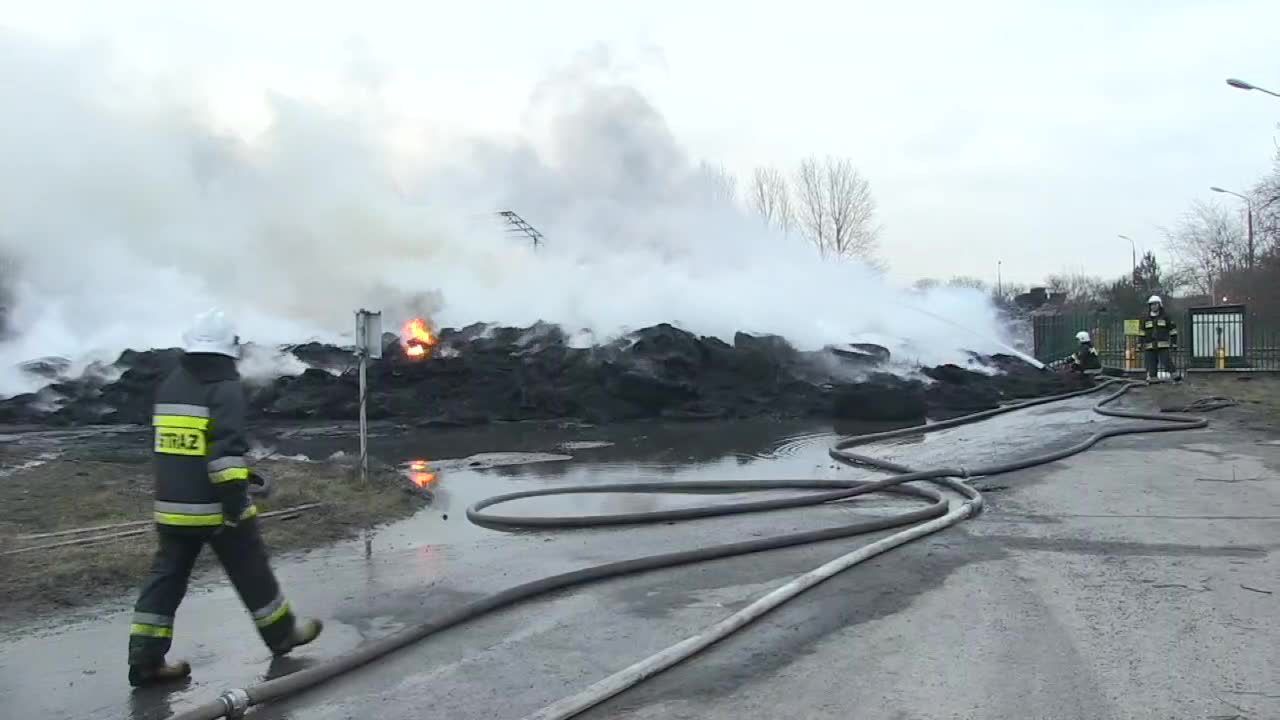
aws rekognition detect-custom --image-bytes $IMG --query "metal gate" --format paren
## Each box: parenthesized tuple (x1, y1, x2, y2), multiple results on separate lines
(1188, 305, 1247, 369)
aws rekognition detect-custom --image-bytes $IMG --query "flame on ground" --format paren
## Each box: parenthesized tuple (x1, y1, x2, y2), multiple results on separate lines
(402, 318, 438, 359)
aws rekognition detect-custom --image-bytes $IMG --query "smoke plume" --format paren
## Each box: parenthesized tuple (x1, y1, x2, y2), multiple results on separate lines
(0, 32, 1014, 396)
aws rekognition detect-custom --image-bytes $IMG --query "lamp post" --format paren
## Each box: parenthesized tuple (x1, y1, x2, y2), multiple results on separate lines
(1226, 78, 1280, 98)
(1210, 186, 1254, 269)
(1118, 234, 1137, 284)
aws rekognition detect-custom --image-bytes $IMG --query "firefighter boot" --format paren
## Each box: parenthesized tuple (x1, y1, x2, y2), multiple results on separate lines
(272, 618, 323, 657)
(128, 659, 192, 688)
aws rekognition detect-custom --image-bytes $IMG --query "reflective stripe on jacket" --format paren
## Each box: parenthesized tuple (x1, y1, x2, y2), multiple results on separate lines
(152, 354, 253, 527)
(1070, 344, 1102, 371)
(1140, 312, 1178, 351)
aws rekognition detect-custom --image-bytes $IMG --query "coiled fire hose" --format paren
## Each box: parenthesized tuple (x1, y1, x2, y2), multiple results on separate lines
(169, 379, 1205, 720)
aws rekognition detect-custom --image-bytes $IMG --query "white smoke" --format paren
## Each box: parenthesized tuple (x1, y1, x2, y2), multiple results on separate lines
(0, 32, 1019, 397)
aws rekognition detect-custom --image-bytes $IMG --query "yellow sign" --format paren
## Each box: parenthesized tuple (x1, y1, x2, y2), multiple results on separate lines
(155, 427, 206, 456)
(1124, 319, 1141, 336)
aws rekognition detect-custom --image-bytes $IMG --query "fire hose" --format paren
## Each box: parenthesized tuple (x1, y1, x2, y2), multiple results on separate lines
(168, 379, 1206, 720)
(3, 504, 322, 558)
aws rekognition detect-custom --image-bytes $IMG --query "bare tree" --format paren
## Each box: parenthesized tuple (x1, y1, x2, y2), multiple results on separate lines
(1044, 270, 1106, 305)
(1250, 150, 1280, 259)
(946, 276, 988, 291)
(794, 157, 827, 253)
(1163, 200, 1247, 298)
(748, 166, 793, 234)
(0, 252, 15, 339)
(697, 161, 738, 207)
(991, 282, 1027, 307)
(793, 155, 879, 261)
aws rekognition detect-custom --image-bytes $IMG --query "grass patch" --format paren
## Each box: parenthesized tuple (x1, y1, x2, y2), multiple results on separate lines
(0, 457, 424, 622)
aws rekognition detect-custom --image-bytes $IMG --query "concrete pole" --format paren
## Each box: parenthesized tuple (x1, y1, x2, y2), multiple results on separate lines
(359, 350, 368, 485)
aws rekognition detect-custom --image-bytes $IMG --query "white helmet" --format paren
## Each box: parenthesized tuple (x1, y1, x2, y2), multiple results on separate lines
(1147, 295, 1162, 306)
(1075, 331, 1091, 343)
(182, 309, 239, 358)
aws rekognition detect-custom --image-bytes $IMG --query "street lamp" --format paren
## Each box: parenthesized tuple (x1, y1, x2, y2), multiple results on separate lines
(1226, 78, 1280, 98)
(1118, 234, 1137, 282)
(1210, 186, 1255, 268)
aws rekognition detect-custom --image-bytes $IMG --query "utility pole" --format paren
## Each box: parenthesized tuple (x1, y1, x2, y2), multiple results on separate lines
(1246, 204, 1254, 269)
(997, 260, 1002, 297)
(1118, 235, 1137, 287)
(1210, 187, 1255, 269)
(355, 309, 382, 558)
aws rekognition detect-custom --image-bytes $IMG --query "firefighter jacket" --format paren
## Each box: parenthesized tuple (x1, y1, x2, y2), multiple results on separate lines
(1140, 310, 1179, 351)
(152, 353, 255, 528)
(1070, 342, 1102, 371)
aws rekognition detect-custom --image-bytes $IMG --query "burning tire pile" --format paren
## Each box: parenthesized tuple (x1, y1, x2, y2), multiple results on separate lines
(0, 322, 1087, 428)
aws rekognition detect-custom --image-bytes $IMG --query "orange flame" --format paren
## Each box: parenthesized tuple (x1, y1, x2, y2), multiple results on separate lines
(402, 318, 437, 359)
(408, 459, 437, 488)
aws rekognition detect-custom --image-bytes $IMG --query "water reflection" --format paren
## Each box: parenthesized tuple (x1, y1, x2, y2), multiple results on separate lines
(408, 460, 438, 489)
(402, 459, 447, 512)
(271, 419, 837, 472)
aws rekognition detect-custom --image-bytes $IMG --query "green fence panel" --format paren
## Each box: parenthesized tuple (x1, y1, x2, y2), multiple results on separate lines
(1032, 312, 1129, 367)
(1034, 309, 1280, 371)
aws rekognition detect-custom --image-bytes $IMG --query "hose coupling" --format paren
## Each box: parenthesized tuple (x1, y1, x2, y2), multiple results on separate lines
(217, 688, 251, 718)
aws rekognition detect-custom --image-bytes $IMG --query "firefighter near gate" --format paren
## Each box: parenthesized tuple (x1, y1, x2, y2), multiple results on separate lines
(1047, 330, 1101, 375)
(1067, 331, 1102, 374)
(1140, 295, 1180, 381)
(127, 309, 322, 688)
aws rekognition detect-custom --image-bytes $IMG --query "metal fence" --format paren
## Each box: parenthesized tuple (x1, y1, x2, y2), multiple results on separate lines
(1032, 307, 1280, 372)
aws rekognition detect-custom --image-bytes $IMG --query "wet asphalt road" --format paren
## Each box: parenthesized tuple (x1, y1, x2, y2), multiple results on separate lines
(1, 394, 1278, 720)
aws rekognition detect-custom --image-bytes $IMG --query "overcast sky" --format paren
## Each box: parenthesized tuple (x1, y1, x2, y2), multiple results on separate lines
(3, 0, 1278, 286)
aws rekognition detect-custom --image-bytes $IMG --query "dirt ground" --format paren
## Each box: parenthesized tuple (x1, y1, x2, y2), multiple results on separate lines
(1140, 372, 1280, 433)
(0, 451, 425, 622)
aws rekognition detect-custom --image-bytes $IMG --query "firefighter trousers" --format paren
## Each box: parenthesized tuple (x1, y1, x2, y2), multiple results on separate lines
(1144, 348, 1176, 379)
(128, 519, 296, 667)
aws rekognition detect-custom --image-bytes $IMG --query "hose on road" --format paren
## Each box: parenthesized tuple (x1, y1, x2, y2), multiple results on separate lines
(169, 379, 1205, 720)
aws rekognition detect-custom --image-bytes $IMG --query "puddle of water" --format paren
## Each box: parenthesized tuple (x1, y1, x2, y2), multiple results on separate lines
(374, 448, 854, 548)
(558, 441, 615, 451)
(0, 451, 62, 478)
(421, 452, 575, 472)
(262, 409, 1092, 552)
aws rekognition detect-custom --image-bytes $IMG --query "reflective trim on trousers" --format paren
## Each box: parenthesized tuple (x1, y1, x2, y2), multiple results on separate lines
(132, 611, 174, 628)
(252, 593, 292, 628)
(130, 623, 174, 639)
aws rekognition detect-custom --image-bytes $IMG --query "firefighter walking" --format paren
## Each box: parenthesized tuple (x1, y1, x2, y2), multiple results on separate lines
(1140, 295, 1180, 381)
(128, 309, 322, 687)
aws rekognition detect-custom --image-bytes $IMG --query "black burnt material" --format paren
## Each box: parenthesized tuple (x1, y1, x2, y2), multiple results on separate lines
(0, 323, 1086, 427)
